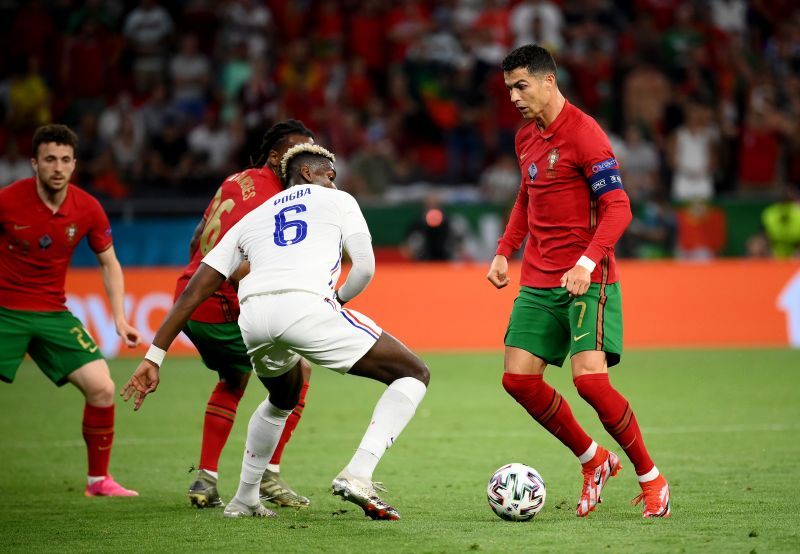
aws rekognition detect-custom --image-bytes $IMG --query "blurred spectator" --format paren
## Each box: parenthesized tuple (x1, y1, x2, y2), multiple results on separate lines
(479, 153, 520, 204)
(404, 193, 461, 261)
(620, 195, 677, 259)
(745, 232, 772, 258)
(110, 113, 146, 187)
(0, 140, 33, 187)
(675, 200, 727, 259)
(710, 0, 747, 35)
(220, 0, 274, 59)
(347, 0, 388, 86)
(139, 82, 174, 140)
(386, 1, 431, 65)
(510, 0, 564, 52)
(146, 115, 191, 190)
(61, 17, 114, 120)
(738, 98, 792, 193)
(344, 134, 397, 199)
(98, 91, 145, 147)
(275, 39, 326, 125)
(762, 186, 800, 258)
(623, 63, 672, 144)
(443, 61, 486, 183)
(122, 0, 174, 93)
(67, 0, 124, 33)
(74, 111, 124, 197)
(169, 33, 211, 122)
(7, 0, 57, 77)
(667, 101, 719, 202)
(616, 125, 660, 204)
(5, 57, 51, 133)
(238, 56, 279, 162)
(187, 106, 241, 184)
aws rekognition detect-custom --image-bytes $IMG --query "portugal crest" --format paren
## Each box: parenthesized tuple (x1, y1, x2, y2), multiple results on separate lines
(65, 223, 78, 244)
(546, 148, 559, 177)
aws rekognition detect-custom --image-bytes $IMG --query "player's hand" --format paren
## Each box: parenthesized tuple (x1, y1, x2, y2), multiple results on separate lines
(121, 360, 160, 411)
(560, 264, 591, 297)
(487, 255, 510, 289)
(116, 320, 143, 348)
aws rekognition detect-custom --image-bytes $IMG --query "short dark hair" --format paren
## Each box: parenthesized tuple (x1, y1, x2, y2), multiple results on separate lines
(501, 44, 557, 76)
(32, 124, 78, 158)
(254, 119, 314, 167)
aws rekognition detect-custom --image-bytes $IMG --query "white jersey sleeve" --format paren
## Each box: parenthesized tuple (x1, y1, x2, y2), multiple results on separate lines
(201, 219, 245, 278)
(339, 192, 371, 242)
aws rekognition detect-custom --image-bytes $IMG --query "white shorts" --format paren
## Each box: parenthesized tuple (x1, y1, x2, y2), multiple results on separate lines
(238, 291, 382, 378)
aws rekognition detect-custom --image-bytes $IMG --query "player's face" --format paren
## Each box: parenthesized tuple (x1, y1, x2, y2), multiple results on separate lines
(31, 143, 76, 193)
(504, 68, 554, 120)
(304, 160, 337, 189)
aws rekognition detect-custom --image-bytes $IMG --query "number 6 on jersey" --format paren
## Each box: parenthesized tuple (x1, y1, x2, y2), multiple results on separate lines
(274, 204, 308, 246)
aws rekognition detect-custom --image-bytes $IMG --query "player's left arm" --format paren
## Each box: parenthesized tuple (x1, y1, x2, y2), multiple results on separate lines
(335, 193, 375, 305)
(95, 246, 143, 348)
(560, 122, 633, 297)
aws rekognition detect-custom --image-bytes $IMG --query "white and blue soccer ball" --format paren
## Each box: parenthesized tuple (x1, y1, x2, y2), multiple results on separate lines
(487, 463, 546, 521)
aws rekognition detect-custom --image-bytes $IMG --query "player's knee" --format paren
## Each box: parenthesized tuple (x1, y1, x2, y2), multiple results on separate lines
(502, 372, 538, 401)
(403, 355, 430, 387)
(220, 370, 249, 393)
(86, 378, 115, 406)
(573, 373, 611, 402)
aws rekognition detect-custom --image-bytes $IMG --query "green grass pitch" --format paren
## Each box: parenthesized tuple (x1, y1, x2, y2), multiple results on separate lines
(1, 349, 799, 553)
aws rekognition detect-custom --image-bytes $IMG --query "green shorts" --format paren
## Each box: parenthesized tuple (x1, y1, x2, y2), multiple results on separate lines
(504, 283, 623, 368)
(183, 320, 252, 375)
(0, 306, 104, 386)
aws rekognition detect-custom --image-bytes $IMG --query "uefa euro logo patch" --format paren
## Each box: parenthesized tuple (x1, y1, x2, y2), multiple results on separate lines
(528, 162, 538, 181)
(591, 158, 618, 173)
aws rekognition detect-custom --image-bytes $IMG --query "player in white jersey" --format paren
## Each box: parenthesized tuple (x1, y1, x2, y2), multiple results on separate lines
(123, 144, 430, 521)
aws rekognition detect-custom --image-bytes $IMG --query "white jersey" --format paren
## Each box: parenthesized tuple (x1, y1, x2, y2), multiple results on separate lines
(202, 185, 371, 302)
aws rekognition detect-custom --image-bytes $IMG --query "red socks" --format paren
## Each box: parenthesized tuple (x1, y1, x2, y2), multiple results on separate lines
(574, 373, 655, 476)
(502, 373, 593, 456)
(200, 382, 245, 472)
(269, 380, 310, 465)
(83, 404, 114, 477)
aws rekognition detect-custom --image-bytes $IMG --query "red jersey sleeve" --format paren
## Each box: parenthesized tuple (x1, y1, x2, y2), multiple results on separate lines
(86, 196, 113, 253)
(496, 180, 529, 258)
(574, 120, 632, 264)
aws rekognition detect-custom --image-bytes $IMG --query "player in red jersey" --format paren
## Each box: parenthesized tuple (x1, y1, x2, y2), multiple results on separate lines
(177, 120, 316, 509)
(0, 124, 141, 497)
(486, 45, 671, 518)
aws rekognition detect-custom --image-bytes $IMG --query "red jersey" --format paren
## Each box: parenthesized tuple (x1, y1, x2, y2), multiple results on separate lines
(0, 178, 113, 311)
(497, 101, 632, 288)
(174, 167, 283, 323)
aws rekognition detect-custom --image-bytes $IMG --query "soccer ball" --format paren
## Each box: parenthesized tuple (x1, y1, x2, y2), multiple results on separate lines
(487, 463, 546, 521)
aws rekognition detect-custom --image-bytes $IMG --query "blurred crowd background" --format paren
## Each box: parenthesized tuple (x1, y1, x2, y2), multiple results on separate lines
(1, 0, 800, 261)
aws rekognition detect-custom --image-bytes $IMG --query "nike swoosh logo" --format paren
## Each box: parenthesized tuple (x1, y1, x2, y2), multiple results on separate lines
(13, 224, 30, 230)
(520, 153, 527, 161)
(98, 444, 112, 451)
(574, 332, 591, 341)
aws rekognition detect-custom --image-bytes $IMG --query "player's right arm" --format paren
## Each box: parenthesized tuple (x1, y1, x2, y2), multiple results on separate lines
(488, 177, 529, 289)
